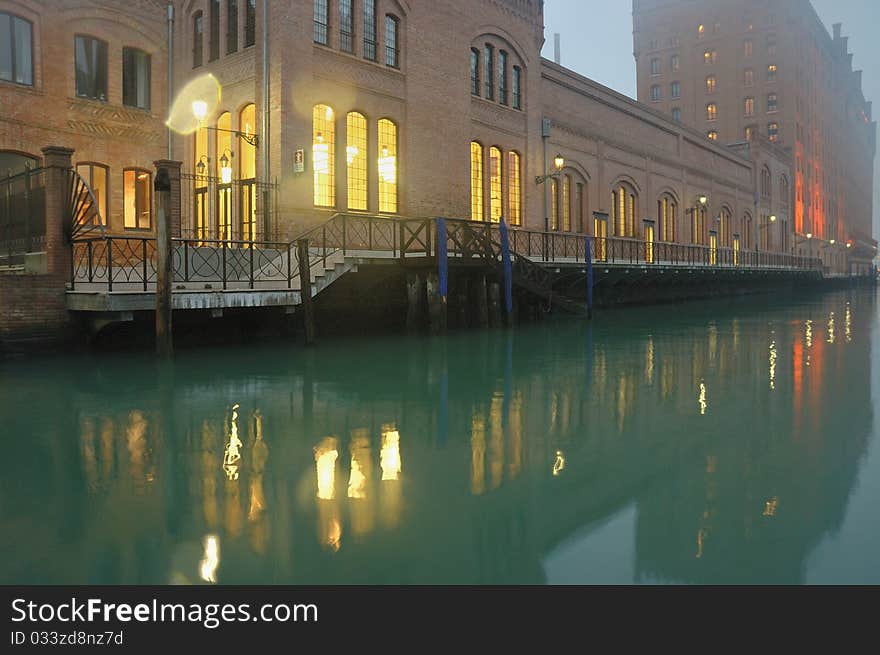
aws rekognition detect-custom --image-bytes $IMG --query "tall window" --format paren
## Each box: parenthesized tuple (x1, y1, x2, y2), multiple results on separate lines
(75, 36, 108, 101)
(672, 107, 682, 123)
(210, 0, 220, 61)
(484, 44, 494, 100)
(216, 112, 233, 240)
(692, 206, 707, 244)
(707, 130, 718, 141)
(706, 103, 717, 121)
(768, 121, 779, 141)
(240, 104, 256, 179)
(575, 182, 585, 233)
(470, 49, 480, 96)
(489, 146, 502, 223)
(550, 178, 558, 231)
(122, 48, 151, 109)
(227, 0, 239, 54)
(363, 0, 377, 61)
(385, 15, 399, 68)
(508, 151, 521, 226)
(123, 169, 151, 230)
(76, 163, 108, 225)
(561, 175, 571, 232)
(658, 194, 676, 242)
(216, 112, 232, 177)
(705, 75, 716, 94)
(0, 12, 33, 85)
(744, 96, 754, 117)
(499, 50, 508, 105)
(761, 166, 771, 199)
(346, 112, 367, 211)
(650, 58, 660, 75)
(512, 66, 522, 110)
(745, 124, 756, 141)
(245, 0, 256, 47)
(313, 105, 335, 207)
(378, 119, 398, 213)
(767, 64, 777, 82)
(612, 184, 636, 237)
(650, 85, 661, 102)
(671, 81, 680, 99)
(193, 12, 203, 67)
(744, 39, 753, 57)
(780, 175, 790, 207)
(767, 92, 777, 112)
(719, 206, 731, 246)
(314, 0, 329, 45)
(340, 0, 354, 53)
(671, 54, 680, 72)
(470, 142, 483, 221)
(703, 49, 716, 65)
(744, 68, 754, 86)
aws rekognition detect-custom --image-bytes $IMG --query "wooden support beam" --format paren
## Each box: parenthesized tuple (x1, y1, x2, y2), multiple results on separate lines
(297, 239, 316, 346)
(154, 167, 173, 359)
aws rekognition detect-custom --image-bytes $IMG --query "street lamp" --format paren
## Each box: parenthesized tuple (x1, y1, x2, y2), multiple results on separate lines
(192, 100, 208, 123)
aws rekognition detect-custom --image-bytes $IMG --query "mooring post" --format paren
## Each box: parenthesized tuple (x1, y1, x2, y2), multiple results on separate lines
(488, 282, 502, 328)
(474, 273, 489, 328)
(585, 234, 594, 320)
(499, 218, 514, 327)
(155, 167, 173, 358)
(406, 272, 423, 333)
(427, 272, 447, 335)
(297, 239, 316, 345)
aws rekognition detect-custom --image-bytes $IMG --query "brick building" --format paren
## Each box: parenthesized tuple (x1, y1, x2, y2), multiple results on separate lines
(634, 0, 877, 273)
(0, 0, 873, 277)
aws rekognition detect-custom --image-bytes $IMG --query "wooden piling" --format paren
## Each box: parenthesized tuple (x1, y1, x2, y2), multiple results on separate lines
(154, 167, 173, 358)
(297, 239, 316, 345)
(427, 272, 447, 335)
(474, 273, 489, 328)
(488, 282, 502, 328)
(406, 272, 424, 333)
(456, 276, 469, 329)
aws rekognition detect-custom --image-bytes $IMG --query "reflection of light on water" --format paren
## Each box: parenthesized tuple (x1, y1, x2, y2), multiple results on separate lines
(695, 528, 707, 559)
(348, 431, 375, 537)
(845, 304, 852, 343)
(314, 437, 339, 500)
(199, 534, 220, 583)
(698, 382, 708, 415)
(471, 414, 486, 496)
(552, 451, 565, 476)
(805, 320, 813, 348)
(769, 340, 777, 390)
(762, 497, 778, 517)
(380, 428, 401, 481)
(223, 404, 242, 481)
(645, 336, 654, 385)
(827, 312, 835, 344)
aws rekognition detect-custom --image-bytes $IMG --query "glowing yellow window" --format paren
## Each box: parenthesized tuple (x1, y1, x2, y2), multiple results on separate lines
(346, 112, 367, 211)
(470, 142, 483, 221)
(562, 174, 571, 232)
(313, 104, 335, 207)
(239, 104, 256, 180)
(550, 178, 558, 231)
(216, 112, 232, 178)
(378, 118, 397, 213)
(508, 151, 521, 226)
(489, 146, 502, 223)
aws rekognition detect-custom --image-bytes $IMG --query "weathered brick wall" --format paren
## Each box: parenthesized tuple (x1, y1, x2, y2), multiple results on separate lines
(0, 271, 70, 349)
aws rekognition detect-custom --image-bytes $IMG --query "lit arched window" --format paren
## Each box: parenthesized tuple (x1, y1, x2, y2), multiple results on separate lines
(612, 183, 637, 237)
(658, 194, 676, 242)
(719, 206, 732, 246)
(194, 121, 208, 174)
(346, 112, 368, 211)
(691, 205, 708, 244)
(705, 75, 716, 94)
(707, 130, 718, 141)
(488, 147, 503, 223)
(550, 178, 558, 231)
(561, 174, 572, 231)
(123, 169, 152, 230)
(470, 142, 483, 221)
(703, 49, 716, 65)
(216, 112, 232, 178)
(706, 103, 717, 121)
(378, 118, 398, 213)
(508, 151, 521, 226)
(313, 104, 335, 207)
(240, 104, 256, 180)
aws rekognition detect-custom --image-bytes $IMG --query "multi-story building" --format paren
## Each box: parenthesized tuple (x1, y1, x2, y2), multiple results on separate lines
(634, 0, 877, 271)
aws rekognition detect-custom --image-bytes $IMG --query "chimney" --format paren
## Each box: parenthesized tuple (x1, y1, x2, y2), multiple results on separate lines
(833, 22, 842, 39)
(554, 33, 561, 65)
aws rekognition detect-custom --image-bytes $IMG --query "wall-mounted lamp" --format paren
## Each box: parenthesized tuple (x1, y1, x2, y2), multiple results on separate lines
(195, 154, 210, 176)
(535, 153, 565, 185)
(219, 149, 234, 184)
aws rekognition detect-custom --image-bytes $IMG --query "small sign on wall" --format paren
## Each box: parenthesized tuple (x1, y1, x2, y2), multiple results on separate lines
(294, 148, 305, 174)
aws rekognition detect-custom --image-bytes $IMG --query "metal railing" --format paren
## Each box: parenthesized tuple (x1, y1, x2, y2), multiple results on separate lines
(70, 215, 824, 292)
(180, 173, 280, 243)
(1, 167, 47, 266)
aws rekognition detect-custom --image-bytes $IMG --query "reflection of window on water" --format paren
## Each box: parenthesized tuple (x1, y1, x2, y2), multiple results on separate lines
(199, 534, 220, 583)
(314, 436, 338, 500)
(380, 426, 401, 481)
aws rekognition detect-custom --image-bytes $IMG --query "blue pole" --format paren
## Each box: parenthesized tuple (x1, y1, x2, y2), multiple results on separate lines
(499, 218, 514, 323)
(585, 235, 594, 319)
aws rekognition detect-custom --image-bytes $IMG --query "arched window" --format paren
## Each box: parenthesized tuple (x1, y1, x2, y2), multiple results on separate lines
(470, 48, 480, 96)
(719, 206, 732, 246)
(691, 205, 708, 244)
(707, 130, 718, 141)
(499, 50, 508, 105)
(378, 118, 398, 213)
(216, 112, 232, 178)
(488, 146, 502, 223)
(512, 66, 522, 110)
(508, 151, 521, 226)
(743, 212, 753, 249)
(484, 44, 494, 100)
(192, 11, 203, 67)
(550, 178, 559, 231)
(75, 163, 108, 226)
(703, 49, 716, 65)
(470, 142, 483, 221)
(385, 15, 400, 68)
(194, 121, 208, 173)
(761, 166, 771, 199)
(346, 112, 368, 211)
(705, 75, 716, 94)
(0, 12, 34, 85)
(561, 174, 572, 231)
(216, 112, 233, 241)
(612, 183, 637, 237)
(658, 194, 676, 242)
(240, 104, 256, 180)
(672, 107, 682, 123)
(780, 175, 790, 207)
(706, 103, 717, 121)
(0, 151, 38, 174)
(313, 104, 335, 207)
(123, 169, 151, 230)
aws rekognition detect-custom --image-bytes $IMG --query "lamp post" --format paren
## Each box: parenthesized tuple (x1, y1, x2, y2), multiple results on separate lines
(535, 152, 564, 260)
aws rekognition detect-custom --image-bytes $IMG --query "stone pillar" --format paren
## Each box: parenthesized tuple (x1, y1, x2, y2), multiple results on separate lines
(153, 160, 182, 237)
(40, 146, 74, 277)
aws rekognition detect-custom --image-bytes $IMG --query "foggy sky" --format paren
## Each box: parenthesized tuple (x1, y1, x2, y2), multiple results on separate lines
(541, 0, 880, 238)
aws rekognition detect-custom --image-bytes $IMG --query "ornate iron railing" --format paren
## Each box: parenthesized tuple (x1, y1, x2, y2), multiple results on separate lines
(0, 167, 46, 266)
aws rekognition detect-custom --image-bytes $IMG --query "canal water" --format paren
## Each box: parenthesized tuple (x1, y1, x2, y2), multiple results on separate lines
(1, 289, 878, 585)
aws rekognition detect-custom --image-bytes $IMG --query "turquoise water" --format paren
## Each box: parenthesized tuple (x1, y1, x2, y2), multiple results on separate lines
(1, 289, 877, 584)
